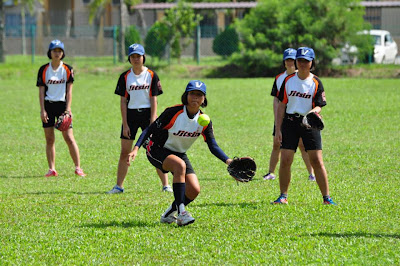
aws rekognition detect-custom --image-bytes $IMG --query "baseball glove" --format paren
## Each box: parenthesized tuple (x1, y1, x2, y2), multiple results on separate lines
(227, 157, 256, 183)
(302, 112, 324, 130)
(55, 112, 72, 131)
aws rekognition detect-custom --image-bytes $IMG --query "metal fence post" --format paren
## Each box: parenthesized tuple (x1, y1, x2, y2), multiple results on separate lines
(113, 25, 117, 65)
(196, 25, 200, 65)
(31, 25, 35, 64)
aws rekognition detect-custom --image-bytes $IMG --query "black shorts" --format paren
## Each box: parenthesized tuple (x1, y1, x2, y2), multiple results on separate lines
(145, 141, 195, 175)
(281, 114, 322, 151)
(42, 101, 72, 129)
(120, 108, 151, 140)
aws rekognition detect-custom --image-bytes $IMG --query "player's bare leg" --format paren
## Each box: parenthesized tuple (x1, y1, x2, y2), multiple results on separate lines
(157, 168, 172, 192)
(184, 173, 200, 201)
(307, 150, 329, 196)
(63, 129, 86, 176)
(278, 149, 295, 194)
(265, 138, 280, 180)
(44, 127, 56, 170)
(298, 138, 315, 180)
(62, 129, 80, 167)
(116, 139, 134, 187)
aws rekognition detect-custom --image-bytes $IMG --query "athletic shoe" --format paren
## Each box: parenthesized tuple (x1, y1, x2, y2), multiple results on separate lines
(323, 197, 337, 205)
(75, 167, 86, 177)
(162, 185, 173, 192)
(176, 211, 195, 226)
(263, 173, 276, 180)
(107, 185, 124, 194)
(271, 196, 288, 204)
(160, 212, 177, 224)
(308, 174, 316, 181)
(45, 169, 58, 177)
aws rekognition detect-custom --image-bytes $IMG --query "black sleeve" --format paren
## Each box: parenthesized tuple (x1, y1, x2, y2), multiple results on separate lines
(64, 63, 74, 83)
(135, 106, 181, 148)
(36, 64, 47, 87)
(270, 78, 278, 97)
(150, 70, 163, 96)
(114, 71, 128, 97)
(277, 80, 286, 102)
(202, 122, 229, 163)
(313, 77, 327, 107)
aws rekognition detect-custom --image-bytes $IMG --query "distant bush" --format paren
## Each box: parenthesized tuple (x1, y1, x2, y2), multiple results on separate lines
(124, 26, 142, 55)
(213, 26, 239, 57)
(145, 22, 168, 59)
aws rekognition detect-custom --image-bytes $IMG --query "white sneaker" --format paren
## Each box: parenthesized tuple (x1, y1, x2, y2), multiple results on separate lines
(160, 211, 177, 224)
(107, 185, 124, 194)
(177, 211, 195, 226)
(308, 174, 316, 181)
(263, 173, 276, 180)
(162, 185, 173, 192)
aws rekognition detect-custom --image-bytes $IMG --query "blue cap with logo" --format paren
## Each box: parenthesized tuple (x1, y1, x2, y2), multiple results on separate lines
(49, 40, 64, 51)
(296, 47, 315, 61)
(283, 48, 296, 60)
(128, 44, 145, 56)
(185, 80, 206, 95)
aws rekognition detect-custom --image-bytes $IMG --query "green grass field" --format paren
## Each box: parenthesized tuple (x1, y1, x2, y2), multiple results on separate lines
(1, 56, 399, 264)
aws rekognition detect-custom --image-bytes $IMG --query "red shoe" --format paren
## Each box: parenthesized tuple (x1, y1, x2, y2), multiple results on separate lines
(75, 167, 86, 177)
(45, 169, 58, 177)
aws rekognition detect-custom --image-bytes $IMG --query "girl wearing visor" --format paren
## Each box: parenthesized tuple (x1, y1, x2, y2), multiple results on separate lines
(108, 44, 171, 194)
(273, 47, 336, 205)
(36, 40, 86, 177)
(127, 80, 233, 226)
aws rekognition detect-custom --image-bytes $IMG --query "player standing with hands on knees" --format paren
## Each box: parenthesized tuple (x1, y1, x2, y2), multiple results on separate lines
(107, 44, 171, 194)
(36, 40, 86, 177)
(264, 48, 315, 181)
(127, 80, 233, 226)
(272, 47, 336, 205)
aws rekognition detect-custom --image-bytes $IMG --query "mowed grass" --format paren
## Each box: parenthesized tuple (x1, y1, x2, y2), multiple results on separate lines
(1, 57, 400, 264)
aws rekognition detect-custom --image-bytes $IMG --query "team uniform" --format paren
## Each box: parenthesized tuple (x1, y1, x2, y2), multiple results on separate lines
(36, 62, 74, 128)
(278, 72, 326, 151)
(135, 104, 229, 174)
(114, 67, 163, 140)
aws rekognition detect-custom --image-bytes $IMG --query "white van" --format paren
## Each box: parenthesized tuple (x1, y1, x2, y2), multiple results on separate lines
(364, 30, 398, 64)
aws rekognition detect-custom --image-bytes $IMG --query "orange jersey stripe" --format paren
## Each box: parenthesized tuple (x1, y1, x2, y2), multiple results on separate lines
(124, 69, 131, 98)
(148, 69, 155, 97)
(164, 109, 184, 130)
(42, 64, 49, 84)
(62, 64, 71, 80)
(312, 77, 319, 108)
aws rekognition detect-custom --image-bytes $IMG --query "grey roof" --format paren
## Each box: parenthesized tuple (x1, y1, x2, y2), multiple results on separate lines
(132, 2, 257, 10)
(132, 1, 400, 10)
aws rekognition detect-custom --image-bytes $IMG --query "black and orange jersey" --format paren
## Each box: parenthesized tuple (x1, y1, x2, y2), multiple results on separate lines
(114, 67, 163, 109)
(271, 70, 291, 98)
(136, 104, 229, 162)
(36, 62, 74, 102)
(278, 73, 326, 116)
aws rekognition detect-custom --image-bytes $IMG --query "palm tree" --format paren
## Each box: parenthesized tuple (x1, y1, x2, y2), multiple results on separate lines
(89, 0, 141, 62)
(15, 0, 41, 55)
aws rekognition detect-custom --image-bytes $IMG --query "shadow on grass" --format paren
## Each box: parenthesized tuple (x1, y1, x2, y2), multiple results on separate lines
(82, 220, 156, 228)
(311, 232, 400, 239)
(195, 201, 259, 209)
(0, 175, 43, 179)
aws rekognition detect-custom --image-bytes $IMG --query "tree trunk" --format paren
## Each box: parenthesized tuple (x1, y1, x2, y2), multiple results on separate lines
(118, 0, 128, 62)
(0, 0, 4, 62)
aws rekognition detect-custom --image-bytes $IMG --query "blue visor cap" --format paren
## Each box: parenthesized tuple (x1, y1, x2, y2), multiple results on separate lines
(128, 44, 145, 56)
(296, 47, 315, 61)
(185, 80, 206, 95)
(49, 40, 64, 51)
(283, 48, 296, 60)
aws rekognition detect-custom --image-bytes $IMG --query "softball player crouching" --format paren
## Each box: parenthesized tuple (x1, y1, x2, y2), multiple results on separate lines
(127, 80, 233, 226)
